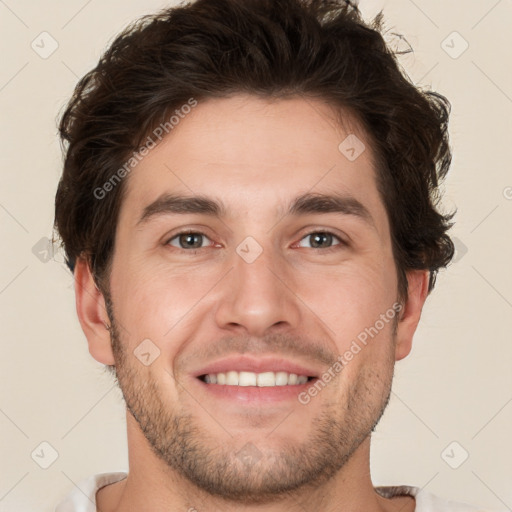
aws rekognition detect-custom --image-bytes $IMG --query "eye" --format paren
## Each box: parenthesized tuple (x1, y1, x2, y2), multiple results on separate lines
(166, 231, 213, 250)
(164, 230, 345, 253)
(296, 231, 344, 250)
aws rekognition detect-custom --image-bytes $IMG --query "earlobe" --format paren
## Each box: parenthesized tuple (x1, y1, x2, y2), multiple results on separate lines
(74, 257, 115, 365)
(394, 270, 430, 361)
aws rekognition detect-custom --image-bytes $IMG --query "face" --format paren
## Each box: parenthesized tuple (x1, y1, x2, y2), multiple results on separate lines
(91, 95, 416, 503)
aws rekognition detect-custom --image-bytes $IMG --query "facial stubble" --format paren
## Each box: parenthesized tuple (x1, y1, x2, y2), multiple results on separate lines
(104, 296, 397, 504)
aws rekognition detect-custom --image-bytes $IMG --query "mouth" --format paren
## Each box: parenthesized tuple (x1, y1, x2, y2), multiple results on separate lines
(198, 371, 316, 387)
(191, 355, 321, 403)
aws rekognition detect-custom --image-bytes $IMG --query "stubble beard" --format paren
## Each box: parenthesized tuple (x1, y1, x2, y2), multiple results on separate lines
(105, 298, 396, 504)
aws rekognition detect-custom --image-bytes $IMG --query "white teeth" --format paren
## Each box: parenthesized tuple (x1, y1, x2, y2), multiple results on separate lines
(288, 373, 298, 385)
(238, 371, 257, 386)
(226, 370, 239, 385)
(202, 371, 311, 386)
(275, 371, 289, 386)
(257, 372, 275, 387)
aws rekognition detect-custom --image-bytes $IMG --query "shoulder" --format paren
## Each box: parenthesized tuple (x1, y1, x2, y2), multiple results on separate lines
(55, 471, 128, 512)
(376, 485, 507, 512)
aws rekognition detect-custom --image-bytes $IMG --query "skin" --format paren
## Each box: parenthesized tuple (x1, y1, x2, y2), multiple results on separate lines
(75, 94, 428, 512)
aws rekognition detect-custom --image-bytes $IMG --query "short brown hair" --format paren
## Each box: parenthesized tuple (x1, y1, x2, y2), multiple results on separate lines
(54, 0, 455, 304)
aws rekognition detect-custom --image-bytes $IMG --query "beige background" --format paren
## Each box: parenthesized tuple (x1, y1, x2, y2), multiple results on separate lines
(1, 0, 511, 510)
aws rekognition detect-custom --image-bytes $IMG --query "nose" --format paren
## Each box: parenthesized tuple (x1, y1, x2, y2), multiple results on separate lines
(214, 242, 301, 337)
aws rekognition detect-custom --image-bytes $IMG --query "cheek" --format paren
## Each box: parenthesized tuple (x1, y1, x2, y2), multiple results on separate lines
(327, 311, 397, 407)
(299, 256, 398, 342)
(110, 258, 217, 340)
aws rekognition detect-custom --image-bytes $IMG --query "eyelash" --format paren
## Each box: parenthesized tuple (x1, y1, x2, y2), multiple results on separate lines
(164, 229, 347, 254)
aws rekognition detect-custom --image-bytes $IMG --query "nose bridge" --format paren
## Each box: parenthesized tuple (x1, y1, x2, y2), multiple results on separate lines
(213, 234, 300, 335)
(235, 235, 281, 293)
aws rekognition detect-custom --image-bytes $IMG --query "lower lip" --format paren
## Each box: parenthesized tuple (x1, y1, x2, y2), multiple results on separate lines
(193, 377, 317, 403)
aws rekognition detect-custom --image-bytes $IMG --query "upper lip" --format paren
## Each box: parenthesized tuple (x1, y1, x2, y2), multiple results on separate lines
(193, 355, 321, 378)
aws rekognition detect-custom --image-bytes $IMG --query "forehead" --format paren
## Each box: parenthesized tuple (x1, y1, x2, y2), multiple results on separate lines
(119, 94, 389, 235)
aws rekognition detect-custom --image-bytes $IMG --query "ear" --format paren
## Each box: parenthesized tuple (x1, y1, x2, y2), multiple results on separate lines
(74, 257, 115, 365)
(395, 269, 430, 361)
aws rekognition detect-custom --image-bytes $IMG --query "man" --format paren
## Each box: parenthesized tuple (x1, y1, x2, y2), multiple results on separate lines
(53, 0, 500, 511)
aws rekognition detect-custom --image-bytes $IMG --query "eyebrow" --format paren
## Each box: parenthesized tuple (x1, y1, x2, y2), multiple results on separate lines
(136, 191, 375, 230)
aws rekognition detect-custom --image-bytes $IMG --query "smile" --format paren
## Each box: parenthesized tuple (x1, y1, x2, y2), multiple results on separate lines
(199, 371, 314, 386)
